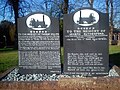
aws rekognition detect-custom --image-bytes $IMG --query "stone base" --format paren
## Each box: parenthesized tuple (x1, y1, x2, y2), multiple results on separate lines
(0, 77, 120, 90)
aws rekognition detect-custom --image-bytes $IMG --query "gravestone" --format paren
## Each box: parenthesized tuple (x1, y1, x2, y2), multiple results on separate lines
(63, 8, 109, 76)
(18, 12, 61, 74)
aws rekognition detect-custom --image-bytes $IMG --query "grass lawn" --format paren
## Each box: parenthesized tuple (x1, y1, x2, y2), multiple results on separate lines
(0, 48, 18, 73)
(109, 45, 120, 67)
(109, 45, 120, 54)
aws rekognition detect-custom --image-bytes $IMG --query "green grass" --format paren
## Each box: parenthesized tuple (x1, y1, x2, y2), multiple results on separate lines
(109, 45, 120, 54)
(61, 47, 64, 64)
(109, 45, 120, 67)
(0, 48, 18, 73)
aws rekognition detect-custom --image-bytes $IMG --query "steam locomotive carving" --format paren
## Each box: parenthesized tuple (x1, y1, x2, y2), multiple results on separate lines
(77, 11, 96, 24)
(29, 15, 47, 28)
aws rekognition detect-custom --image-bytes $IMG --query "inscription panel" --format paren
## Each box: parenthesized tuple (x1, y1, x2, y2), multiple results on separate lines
(18, 13, 61, 74)
(63, 8, 109, 76)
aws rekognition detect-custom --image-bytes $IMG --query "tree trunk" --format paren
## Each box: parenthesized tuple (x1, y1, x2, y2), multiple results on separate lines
(106, 0, 109, 13)
(63, 0, 69, 14)
(88, 0, 94, 8)
(110, 0, 113, 34)
(110, 0, 114, 45)
(12, 0, 19, 49)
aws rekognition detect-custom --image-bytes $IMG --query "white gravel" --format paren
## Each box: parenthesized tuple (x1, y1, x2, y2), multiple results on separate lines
(1, 68, 119, 81)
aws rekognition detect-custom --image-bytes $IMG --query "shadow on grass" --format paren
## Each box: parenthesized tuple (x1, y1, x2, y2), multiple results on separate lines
(0, 48, 17, 52)
(109, 52, 120, 68)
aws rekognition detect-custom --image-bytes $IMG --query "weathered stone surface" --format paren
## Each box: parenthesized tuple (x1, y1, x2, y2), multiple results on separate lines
(58, 77, 120, 90)
(0, 77, 120, 90)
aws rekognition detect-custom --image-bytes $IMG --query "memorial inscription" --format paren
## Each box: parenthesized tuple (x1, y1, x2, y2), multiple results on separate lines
(18, 12, 61, 74)
(63, 8, 109, 76)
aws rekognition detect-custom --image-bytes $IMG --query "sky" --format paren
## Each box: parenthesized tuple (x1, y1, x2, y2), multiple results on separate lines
(0, 0, 120, 28)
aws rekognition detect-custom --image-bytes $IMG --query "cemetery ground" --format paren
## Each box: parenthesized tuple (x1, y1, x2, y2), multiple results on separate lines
(0, 48, 18, 73)
(0, 45, 120, 74)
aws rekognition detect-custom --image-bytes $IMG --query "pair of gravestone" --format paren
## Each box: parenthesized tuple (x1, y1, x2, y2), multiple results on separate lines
(18, 8, 109, 76)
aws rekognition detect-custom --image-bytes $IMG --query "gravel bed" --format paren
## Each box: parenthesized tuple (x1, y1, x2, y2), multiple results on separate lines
(1, 68, 119, 81)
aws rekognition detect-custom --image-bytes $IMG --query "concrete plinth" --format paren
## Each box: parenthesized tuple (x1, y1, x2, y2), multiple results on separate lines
(0, 77, 120, 90)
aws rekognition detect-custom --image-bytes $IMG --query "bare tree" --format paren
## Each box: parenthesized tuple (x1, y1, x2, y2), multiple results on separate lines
(109, 0, 114, 44)
(110, 0, 114, 32)
(88, 0, 94, 8)
(8, 0, 19, 36)
(42, 0, 63, 17)
(105, 0, 110, 13)
(0, 0, 19, 48)
(0, 0, 36, 48)
(63, 0, 69, 14)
